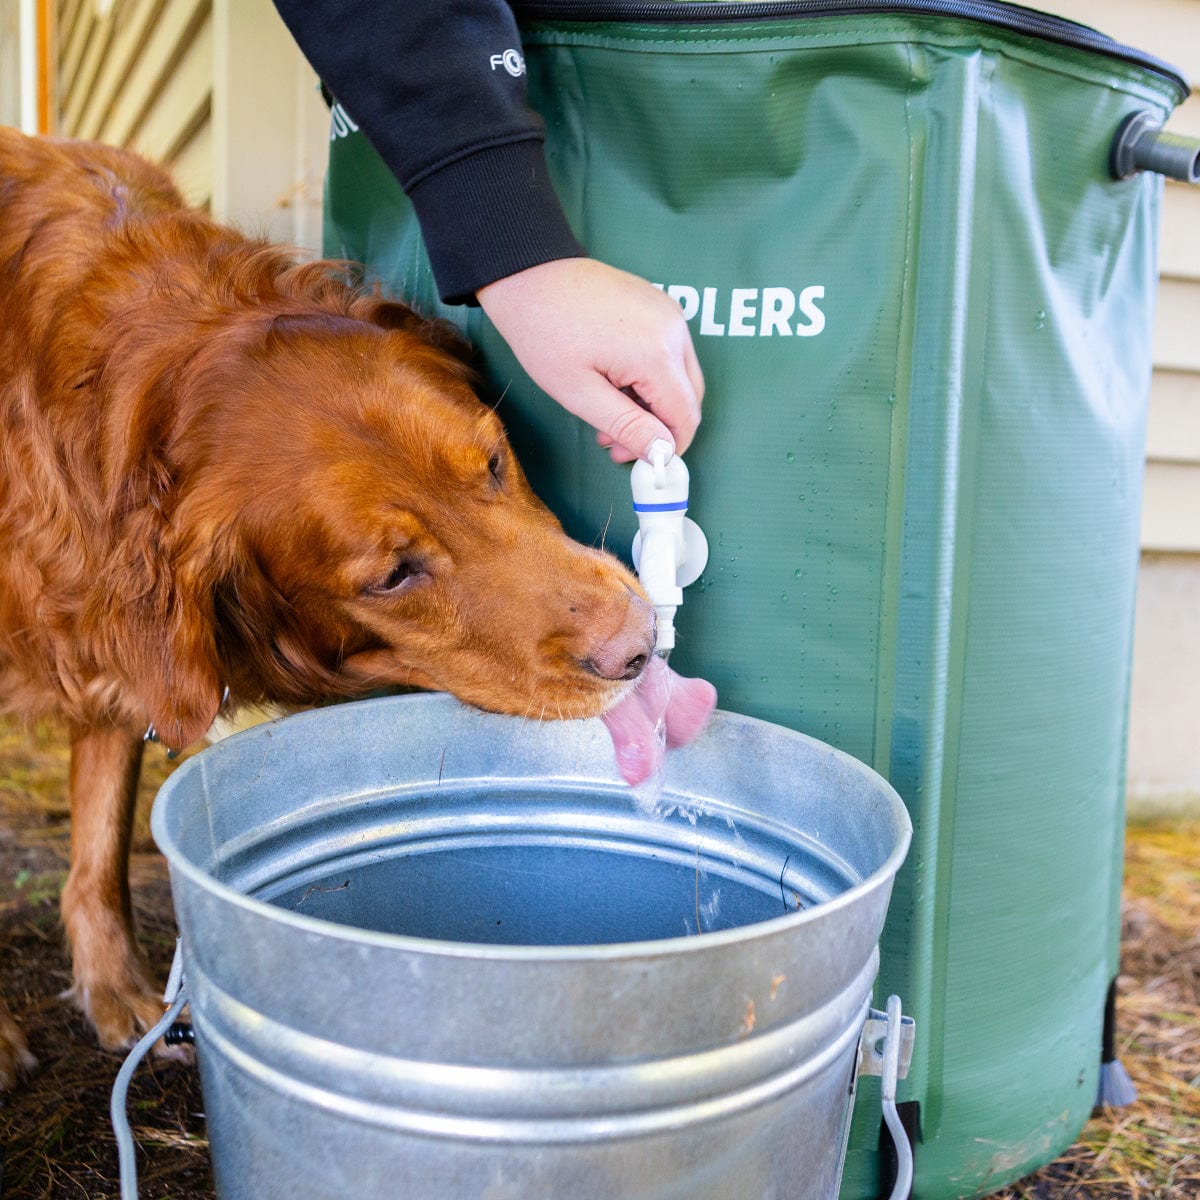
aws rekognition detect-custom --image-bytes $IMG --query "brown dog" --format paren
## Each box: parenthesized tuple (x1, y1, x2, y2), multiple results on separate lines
(0, 128, 655, 1086)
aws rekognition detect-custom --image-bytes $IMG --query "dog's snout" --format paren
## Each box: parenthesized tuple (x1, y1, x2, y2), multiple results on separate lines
(583, 649, 651, 682)
(579, 596, 656, 682)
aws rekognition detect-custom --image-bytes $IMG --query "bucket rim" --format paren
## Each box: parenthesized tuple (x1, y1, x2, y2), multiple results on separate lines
(151, 694, 913, 963)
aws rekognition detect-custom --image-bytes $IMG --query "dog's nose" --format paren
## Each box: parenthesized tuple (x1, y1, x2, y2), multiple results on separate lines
(581, 601, 656, 682)
(583, 649, 651, 682)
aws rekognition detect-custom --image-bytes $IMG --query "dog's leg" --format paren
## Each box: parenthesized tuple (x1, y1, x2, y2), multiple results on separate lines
(0, 994, 38, 1090)
(60, 726, 184, 1057)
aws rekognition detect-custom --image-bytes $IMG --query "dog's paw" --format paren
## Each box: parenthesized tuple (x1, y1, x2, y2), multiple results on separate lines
(66, 980, 194, 1066)
(0, 1006, 38, 1091)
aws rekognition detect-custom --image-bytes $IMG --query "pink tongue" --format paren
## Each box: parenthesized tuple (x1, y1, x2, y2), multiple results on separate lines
(600, 655, 717, 785)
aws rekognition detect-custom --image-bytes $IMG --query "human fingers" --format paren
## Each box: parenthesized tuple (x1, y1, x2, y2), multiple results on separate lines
(683, 339, 705, 416)
(567, 374, 677, 465)
(478, 259, 702, 461)
(616, 345, 701, 458)
(596, 431, 637, 464)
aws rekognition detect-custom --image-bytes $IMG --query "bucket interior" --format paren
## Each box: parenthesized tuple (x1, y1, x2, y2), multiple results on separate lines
(157, 696, 910, 956)
(225, 783, 860, 946)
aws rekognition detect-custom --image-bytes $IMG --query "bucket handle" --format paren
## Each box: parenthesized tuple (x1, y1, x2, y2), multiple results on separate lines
(858, 995, 917, 1200)
(111, 939, 189, 1200)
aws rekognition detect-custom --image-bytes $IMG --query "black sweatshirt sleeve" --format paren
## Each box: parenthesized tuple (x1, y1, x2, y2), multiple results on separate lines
(272, 0, 585, 304)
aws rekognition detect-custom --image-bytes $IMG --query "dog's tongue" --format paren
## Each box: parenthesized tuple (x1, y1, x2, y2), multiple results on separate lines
(600, 655, 717, 785)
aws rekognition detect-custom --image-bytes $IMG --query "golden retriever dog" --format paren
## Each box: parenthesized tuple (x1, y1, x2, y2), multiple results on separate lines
(0, 127, 659, 1086)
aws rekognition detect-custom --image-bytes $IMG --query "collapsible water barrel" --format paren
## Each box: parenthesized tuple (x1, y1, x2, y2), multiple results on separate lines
(321, 3, 1192, 1195)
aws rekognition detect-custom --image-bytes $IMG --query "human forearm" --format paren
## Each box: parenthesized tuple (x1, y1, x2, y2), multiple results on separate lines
(272, 0, 583, 302)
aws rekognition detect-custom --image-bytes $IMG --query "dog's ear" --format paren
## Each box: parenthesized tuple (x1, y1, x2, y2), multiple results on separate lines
(349, 295, 478, 371)
(212, 562, 347, 705)
(99, 503, 227, 752)
(96, 363, 226, 751)
(126, 549, 225, 752)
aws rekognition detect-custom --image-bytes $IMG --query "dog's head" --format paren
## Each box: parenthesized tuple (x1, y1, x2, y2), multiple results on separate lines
(99, 295, 654, 749)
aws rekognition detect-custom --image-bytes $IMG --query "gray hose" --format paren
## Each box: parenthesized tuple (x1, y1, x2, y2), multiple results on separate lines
(111, 941, 188, 1200)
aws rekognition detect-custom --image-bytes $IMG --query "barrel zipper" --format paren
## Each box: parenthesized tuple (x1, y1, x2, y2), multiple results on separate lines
(511, 0, 1188, 100)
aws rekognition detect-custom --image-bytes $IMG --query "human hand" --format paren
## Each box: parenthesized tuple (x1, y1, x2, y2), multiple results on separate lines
(477, 258, 704, 463)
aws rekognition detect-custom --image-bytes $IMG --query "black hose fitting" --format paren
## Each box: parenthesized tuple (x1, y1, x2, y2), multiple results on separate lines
(1111, 110, 1200, 183)
(164, 1021, 196, 1046)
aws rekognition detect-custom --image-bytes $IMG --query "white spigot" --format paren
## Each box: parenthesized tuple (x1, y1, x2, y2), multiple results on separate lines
(631, 439, 708, 654)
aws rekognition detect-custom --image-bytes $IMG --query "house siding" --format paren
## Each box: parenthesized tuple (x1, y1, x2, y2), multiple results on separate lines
(1049, 0, 1200, 809)
(56, 0, 213, 207)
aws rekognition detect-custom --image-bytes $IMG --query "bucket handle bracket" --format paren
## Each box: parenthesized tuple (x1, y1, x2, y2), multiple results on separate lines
(858, 998, 915, 1081)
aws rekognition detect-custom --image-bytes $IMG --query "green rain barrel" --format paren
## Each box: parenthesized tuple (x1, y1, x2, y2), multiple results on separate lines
(320, 3, 1190, 1196)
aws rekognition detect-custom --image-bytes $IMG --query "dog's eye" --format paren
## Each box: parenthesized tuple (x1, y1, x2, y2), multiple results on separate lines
(370, 559, 421, 595)
(487, 452, 504, 486)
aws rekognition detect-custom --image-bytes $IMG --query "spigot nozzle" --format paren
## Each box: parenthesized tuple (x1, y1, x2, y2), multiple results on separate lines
(631, 442, 707, 654)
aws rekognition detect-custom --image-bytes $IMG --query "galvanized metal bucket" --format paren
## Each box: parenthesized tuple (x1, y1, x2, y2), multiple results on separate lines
(147, 694, 912, 1200)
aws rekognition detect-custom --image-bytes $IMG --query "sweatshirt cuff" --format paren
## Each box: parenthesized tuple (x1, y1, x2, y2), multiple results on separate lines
(406, 139, 585, 306)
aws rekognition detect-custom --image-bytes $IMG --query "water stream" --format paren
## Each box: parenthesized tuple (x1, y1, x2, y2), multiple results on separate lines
(629, 650, 672, 818)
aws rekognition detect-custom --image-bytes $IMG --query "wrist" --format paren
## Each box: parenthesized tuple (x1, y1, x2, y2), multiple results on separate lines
(408, 141, 585, 305)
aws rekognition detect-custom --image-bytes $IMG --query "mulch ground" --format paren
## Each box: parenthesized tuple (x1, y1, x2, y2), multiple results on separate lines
(0, 715, 1196, 1199)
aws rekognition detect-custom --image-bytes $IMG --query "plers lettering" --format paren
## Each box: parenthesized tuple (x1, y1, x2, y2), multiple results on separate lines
(653, 283, 826, 337)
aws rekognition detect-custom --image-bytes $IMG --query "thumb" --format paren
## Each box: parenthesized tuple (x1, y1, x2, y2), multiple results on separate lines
(562, 374, 675, 464)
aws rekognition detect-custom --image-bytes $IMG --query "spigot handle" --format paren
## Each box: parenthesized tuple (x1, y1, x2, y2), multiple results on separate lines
(647, 438, 672, 488)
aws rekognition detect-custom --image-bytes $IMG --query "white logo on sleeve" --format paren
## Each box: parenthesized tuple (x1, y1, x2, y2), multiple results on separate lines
(329, 102, 359, 142)
(490, 49, 526, 77)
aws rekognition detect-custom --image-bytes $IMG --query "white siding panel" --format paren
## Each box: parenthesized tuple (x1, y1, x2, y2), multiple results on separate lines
(1047, 0, 1199, 84)
(57, 0, 212, 208)
(1146, 370, 1200, 464)
(61, 8, 116, 134)
(58, 1, 94, 97)
(1160, 182, 1200, 282)
(0, 1, 22, 128)
(1167, 93, 1200, 139)
(75, 0, 169, 142)
(1152, 278, 1200, 373)
(59, 0, 86, 44)
(127, 10, 211, 164)
(1127, 552, 1200, 810)
(212, 0, 328, 251)
(1141, 460, 1200, 551)
(169, 115, 211, 209)
(99, 0, 209, 148)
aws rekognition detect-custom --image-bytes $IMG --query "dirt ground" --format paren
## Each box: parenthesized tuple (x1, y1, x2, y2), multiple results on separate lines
(0, 715, 1196, 1200)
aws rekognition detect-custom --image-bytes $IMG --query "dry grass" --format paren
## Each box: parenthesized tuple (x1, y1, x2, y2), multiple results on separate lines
(0, 718, 207, 1200)
(985, 822, 1200, 1200)
(0, 714, 1196, 1199)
